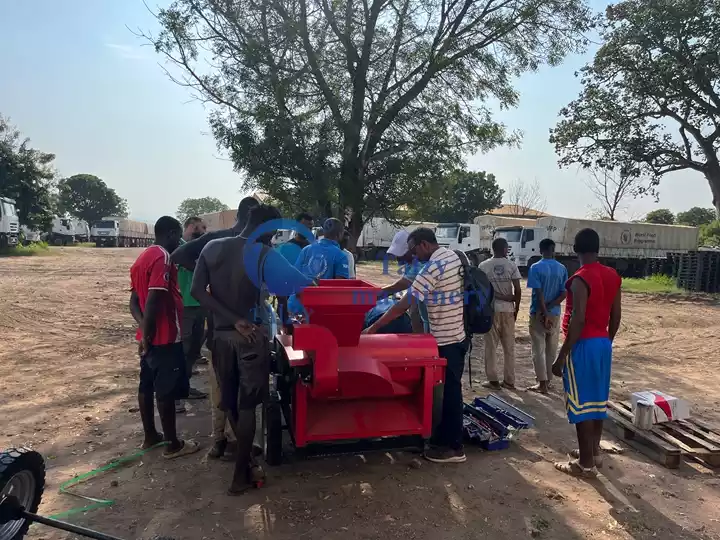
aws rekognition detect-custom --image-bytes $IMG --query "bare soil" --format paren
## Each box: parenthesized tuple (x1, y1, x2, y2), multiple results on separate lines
(1, 249, 719, 540)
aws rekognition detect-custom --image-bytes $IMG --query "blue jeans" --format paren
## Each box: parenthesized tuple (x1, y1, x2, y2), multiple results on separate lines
(436, 339, 469, 450)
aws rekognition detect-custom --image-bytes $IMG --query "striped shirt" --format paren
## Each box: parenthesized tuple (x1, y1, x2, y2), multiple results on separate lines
(410, 247, 465, 346)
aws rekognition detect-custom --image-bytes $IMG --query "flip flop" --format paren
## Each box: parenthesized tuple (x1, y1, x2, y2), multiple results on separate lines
(163, 439, 201, 459)
(139, 432, 164, 450)
(481, 381, 501, 389)
(569, 449, 603, 468)
(554, 459, 598, 478)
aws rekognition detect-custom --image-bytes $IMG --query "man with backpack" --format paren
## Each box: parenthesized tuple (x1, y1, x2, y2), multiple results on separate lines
(363, 228, 469, 463)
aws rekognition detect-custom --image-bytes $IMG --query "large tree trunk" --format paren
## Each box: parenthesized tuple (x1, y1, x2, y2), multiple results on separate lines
(705, 162, 720, 216)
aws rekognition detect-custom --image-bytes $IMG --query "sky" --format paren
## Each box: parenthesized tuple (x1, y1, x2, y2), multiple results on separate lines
(1, 0, 714, 223)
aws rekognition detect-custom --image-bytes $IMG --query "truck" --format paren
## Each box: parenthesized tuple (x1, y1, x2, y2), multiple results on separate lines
(73, 220, 90, 243)
(494, 217, 700, 276)
(0, 196, 20, 248)
(90, 217, 153, 247)
(435, 216, 539, 266)
(20, 225, 42, 244)
(49, 217, 76, 245)
(356, 218, 437, 259)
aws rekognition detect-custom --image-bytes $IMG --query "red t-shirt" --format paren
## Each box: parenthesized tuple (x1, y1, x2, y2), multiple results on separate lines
(130, 245, 183, 345)
(562, 262, 621, 339)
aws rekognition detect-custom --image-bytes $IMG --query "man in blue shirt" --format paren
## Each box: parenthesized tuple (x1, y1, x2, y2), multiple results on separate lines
(288, 218, 350, 317)
(275, 212, 314, 264)
(527, 238, 568, 394)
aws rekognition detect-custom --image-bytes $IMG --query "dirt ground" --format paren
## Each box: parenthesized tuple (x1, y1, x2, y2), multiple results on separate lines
(2, 248, 720, 540)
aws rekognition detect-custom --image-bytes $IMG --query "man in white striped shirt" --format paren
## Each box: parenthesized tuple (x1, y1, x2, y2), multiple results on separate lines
(363, 227, 469, 463)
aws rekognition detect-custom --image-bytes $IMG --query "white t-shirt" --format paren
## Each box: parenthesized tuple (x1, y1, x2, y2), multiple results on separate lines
(479, 257, 521, 313)
(343, 249, 356, 278)
(410, 247, 465, 346)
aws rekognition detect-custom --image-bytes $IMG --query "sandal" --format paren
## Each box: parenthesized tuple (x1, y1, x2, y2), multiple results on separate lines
(554, 459, 598, 478)
(163, 439, 201, 459)
(569, 449, 603, 468)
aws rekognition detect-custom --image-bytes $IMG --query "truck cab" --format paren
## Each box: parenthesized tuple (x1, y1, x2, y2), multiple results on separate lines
(434, 222, 485, 265)
(0, 197, 20, 248)
(50, 217, 77, 246)
(494, 225, 543, 272)
(90, 219, 120, 247)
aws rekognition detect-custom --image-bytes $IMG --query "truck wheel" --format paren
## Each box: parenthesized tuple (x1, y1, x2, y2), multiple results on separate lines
(0, 448, 45, 540)
(262, 391, 283, 466)
(528, 256, 541, 269)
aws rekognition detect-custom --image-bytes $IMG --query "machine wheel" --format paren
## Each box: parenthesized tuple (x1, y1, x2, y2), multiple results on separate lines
(263, 391, 283, 466)
(0, 448, 45, 540)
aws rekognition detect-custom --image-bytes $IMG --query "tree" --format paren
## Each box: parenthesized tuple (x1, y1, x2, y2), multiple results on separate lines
(551, 0, 720, 214)
(148, 0, 593, 242)
(644, 208, 674, 225)
(676, 206, 717, 227)
(505, 179, 547, 216)
(58, 174, 128, 224)
(176, 197, 230, 222)
(699, 220, 720, 247)
(585, 167, 640, 220)
(0, 116, 55, 230)
(411, 170, 502, 223)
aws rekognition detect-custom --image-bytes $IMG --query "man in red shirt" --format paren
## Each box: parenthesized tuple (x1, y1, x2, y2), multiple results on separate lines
(129, 216, 199, 458)
(552, 228, 622, 477)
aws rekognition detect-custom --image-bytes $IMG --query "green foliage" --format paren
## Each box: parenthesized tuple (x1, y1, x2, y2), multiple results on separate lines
(551, 0, 720, 213)
(150, 0, 593, 237)
(0, 116, 55, 229)
(643, 209, 674, 224)
(0, 241, 50, 257)
(676, 207, 717, 227)
(623, 274, 680, 294)
(58, 174, 128, 225)
(176, 197, 230, 222)
(409, 170, 503, 223)
(699, 220, 720, 247)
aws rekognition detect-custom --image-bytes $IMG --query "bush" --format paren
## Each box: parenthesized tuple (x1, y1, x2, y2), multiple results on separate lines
(0, 241, 50, 257)
(699, 220, 720, 248)
(622, 274, 679, 294)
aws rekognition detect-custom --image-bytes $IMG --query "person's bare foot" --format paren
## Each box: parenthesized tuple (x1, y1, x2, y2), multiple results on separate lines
(527, 383, 549, 394)
(141, 431, 164, 449)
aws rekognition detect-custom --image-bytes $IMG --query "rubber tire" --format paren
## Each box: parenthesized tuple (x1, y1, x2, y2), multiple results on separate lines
(0, 448, 45, 540)
(263, 392, 283, 466)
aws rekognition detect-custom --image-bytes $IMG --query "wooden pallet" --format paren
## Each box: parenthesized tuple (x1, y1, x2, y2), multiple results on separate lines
(607, 401, 720, 468)
(605, 402, 681, 468)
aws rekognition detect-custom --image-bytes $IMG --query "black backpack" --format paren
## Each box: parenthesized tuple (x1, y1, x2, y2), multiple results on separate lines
(453, 250, 494, 335)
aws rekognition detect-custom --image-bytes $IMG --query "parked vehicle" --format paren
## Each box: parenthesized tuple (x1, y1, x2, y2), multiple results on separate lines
(72, 220, 90, 243)
(357, 218, 437, 259)
(0, 197, 20, 248)
(90, 217, 152, 247)
(20, 226, 41, 245)
(49, 217, 76, 246)
(495, 217, 700, 276)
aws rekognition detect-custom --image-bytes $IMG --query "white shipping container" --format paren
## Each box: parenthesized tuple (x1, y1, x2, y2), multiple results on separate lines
(537, 217, 699, 258)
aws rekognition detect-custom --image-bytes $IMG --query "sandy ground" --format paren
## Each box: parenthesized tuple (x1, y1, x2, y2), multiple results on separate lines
(1, 247, 720, 540)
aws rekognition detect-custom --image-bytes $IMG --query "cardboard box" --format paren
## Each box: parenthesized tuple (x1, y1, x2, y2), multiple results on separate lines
(631, 391, 690, 424)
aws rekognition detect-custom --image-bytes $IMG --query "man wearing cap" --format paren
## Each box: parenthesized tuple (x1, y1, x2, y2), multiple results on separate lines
(382, 230, 429, 333)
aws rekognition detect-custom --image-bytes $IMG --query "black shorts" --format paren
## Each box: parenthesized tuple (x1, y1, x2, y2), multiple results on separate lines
(139, 342, 189, 401)
(212, 334, 269, 413)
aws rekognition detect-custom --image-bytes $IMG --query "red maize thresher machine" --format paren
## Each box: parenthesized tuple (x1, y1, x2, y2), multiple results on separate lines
(263, 279, 447, 464)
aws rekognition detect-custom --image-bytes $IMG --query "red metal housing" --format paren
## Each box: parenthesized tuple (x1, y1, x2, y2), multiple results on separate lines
(275, 279, 447, 448)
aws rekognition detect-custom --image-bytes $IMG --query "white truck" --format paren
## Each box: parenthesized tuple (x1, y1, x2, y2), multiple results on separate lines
(73, 220, 90, 243)
(0, 197, 20, 248)
(90, 217, 153, 247)
(434, 216, 538, 266)
(20, 225, 42, 244)
(49, 217, 77, 245)
(357, 217, 437, 259)
(494, 216, 700, 276)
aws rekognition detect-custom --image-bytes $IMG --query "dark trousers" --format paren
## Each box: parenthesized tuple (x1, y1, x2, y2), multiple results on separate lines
(182, 306, 206, 376)
(436, 340, 470, 450)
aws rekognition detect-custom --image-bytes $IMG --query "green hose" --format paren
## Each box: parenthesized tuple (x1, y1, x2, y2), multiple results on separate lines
(49, 442, 168, 519)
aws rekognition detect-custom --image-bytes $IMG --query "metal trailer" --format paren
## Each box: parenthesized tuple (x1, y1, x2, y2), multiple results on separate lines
(494, 216, 700, 276)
